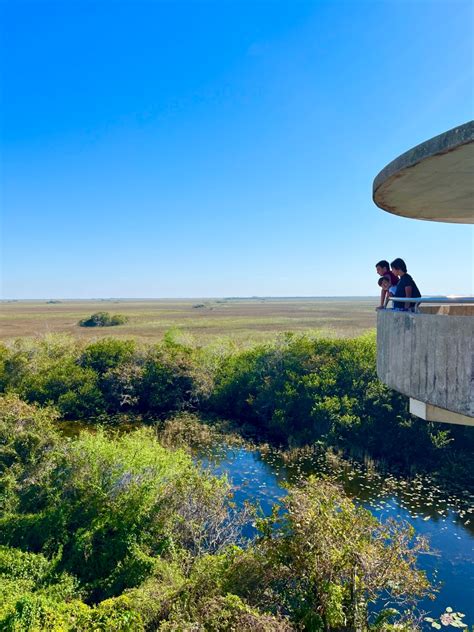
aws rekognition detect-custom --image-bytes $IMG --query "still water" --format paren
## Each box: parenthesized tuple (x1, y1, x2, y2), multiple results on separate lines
(198, 445, 474, 625)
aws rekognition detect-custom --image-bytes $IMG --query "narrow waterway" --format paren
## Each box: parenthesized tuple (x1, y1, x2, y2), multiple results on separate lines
(198, 444, 474, 626)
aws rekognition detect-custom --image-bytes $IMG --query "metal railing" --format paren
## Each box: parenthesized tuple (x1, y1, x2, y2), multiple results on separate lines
(386, 296, 474, 313)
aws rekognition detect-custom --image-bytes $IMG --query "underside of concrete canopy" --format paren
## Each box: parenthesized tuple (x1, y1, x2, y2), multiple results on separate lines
(373, 121, 474, 223)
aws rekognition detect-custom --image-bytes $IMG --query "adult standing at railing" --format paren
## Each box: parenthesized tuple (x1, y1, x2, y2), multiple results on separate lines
(390, 258, 421, 311)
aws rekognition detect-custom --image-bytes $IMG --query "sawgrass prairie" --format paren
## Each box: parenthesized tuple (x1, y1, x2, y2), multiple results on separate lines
(0, 298, 377, 344)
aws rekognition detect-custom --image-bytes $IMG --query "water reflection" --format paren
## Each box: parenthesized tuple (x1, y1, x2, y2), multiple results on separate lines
(197, 444, 474, 624)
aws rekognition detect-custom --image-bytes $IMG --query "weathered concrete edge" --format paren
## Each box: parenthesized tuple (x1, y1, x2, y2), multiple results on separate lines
(410, 398, 474, 426)
(376, 310, 474, 420)
(372, 120, 474, 209)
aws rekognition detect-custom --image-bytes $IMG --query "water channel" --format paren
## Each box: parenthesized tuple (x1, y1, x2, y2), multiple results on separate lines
(197, 443, 474, 626)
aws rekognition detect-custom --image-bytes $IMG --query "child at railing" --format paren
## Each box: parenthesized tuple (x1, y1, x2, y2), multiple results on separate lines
(377, 275, 397, 308)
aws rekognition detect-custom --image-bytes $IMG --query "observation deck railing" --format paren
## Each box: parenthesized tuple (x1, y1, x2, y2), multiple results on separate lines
(386, 295, 474, 312)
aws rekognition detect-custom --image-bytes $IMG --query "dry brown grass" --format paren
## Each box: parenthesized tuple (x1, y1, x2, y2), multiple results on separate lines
(0, 298, 377, 344)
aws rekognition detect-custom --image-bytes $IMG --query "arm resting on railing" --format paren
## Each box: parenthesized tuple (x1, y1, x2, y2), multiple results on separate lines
(386, 296, 474, 313)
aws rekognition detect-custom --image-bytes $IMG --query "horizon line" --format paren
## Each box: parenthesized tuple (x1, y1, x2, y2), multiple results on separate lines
(1, 295, 382, 302)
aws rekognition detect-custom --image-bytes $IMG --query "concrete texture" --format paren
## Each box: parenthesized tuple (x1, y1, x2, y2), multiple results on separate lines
(373, 121, 474, 223)
(420, 305, 474, 316)
(377, 310, 474, 419)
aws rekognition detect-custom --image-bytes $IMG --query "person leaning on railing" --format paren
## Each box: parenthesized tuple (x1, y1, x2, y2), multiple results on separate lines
(375, 260, 399, 310)
(378, 275, 397, 309)
(390, 258, 421, 311)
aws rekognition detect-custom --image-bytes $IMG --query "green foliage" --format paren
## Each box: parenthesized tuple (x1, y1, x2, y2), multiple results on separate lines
(100, 362, 144, 411)
(79, 338, 137, 374)
(79, 339, 140, 412)
(139, 479, 431, 631)
(79, 312, 128, 327)
(159, 592, 292, 631)
(252, 477, 431, 630)
(0, 584, 144, 631)
(138, 338, 197, 416)
(19, 359, 104, 418)
(0, 525, 144, 630)
(0, 396, 235, 603)
(0, 395, 441, 631)
(0, 545, 84, 630)
(209, 332, 453, 467)
(0, 344, 9, 392)
(2, 327, 471, 630)
(0, 331, 471, 476)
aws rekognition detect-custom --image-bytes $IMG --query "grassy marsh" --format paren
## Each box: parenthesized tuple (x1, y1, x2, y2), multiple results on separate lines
(0, 297, 377, 343)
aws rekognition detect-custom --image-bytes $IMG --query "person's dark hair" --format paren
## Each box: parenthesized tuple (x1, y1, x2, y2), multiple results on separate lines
(375, 260, 390, 270)
(378, 275, 391, 286)
(390, 258, 407, 273)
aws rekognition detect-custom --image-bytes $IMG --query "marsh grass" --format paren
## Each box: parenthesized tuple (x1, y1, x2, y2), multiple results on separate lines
(0, 298, 376, 343)
(156, 413, 245, 451)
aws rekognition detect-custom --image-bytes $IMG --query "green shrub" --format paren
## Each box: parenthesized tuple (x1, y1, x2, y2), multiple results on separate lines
(0, 543, 144, 631)
(79, 312, 128, 327)
(79, 339, 137, 374)
(0, 545, 85, 629)
(0, 396, 445, 632)
(160, 593, 292, 631)
(209, 332, 450, 466)
(0, 397, 235, 601)
(0, 591, 144, 631)
(0, 546, 52, 583)
(101, 362, 144, 411)
(79, 595, 144, 631)
(0, 331, 468, 471)
(19, 359, 104, 418)
(253, 477, 431, 630)
(0, 343, 9, 392)
(78, 339, 140, 412)
(138, 340, 197, 416)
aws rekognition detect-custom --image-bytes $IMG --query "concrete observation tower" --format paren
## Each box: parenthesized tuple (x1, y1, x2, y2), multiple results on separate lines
(373, 121, 474, 426)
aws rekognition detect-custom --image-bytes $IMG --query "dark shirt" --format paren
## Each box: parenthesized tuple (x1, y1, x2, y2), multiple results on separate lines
(394, 273, 421, 309)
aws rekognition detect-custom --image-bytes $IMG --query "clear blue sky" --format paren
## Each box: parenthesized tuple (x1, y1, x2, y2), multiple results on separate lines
(1, 0, 473, 299)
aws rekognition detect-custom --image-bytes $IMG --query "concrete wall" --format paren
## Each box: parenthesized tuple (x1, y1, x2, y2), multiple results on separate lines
(377, 310, 474, 418)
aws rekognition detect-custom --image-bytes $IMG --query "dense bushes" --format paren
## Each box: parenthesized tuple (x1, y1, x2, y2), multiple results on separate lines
(0, 331, 472, 470)
(79, 312, 128, 327)
(0, 335, 197, 420)
(0, 546, 143, 630)
(0, 396, 433, 631)
(0, 396, 235, 602)
(209, 333, 459, 467)
(210, 334, 378, 442)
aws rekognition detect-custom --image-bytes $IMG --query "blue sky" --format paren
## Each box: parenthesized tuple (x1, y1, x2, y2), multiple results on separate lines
(1, 0, 473, 299)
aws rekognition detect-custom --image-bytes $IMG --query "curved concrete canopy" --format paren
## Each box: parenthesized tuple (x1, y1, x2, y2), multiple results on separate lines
(373, 121, 474, 223)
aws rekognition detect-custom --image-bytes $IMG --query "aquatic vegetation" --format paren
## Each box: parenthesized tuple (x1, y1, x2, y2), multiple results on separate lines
(0, 395, 451, 631)
(0, 333, 472, 629)
(425, 607, 468, 629)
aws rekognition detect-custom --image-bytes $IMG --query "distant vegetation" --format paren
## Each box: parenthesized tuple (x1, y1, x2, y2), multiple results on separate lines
(79, 311, 128, 327)
(0, 298, 376, 343)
